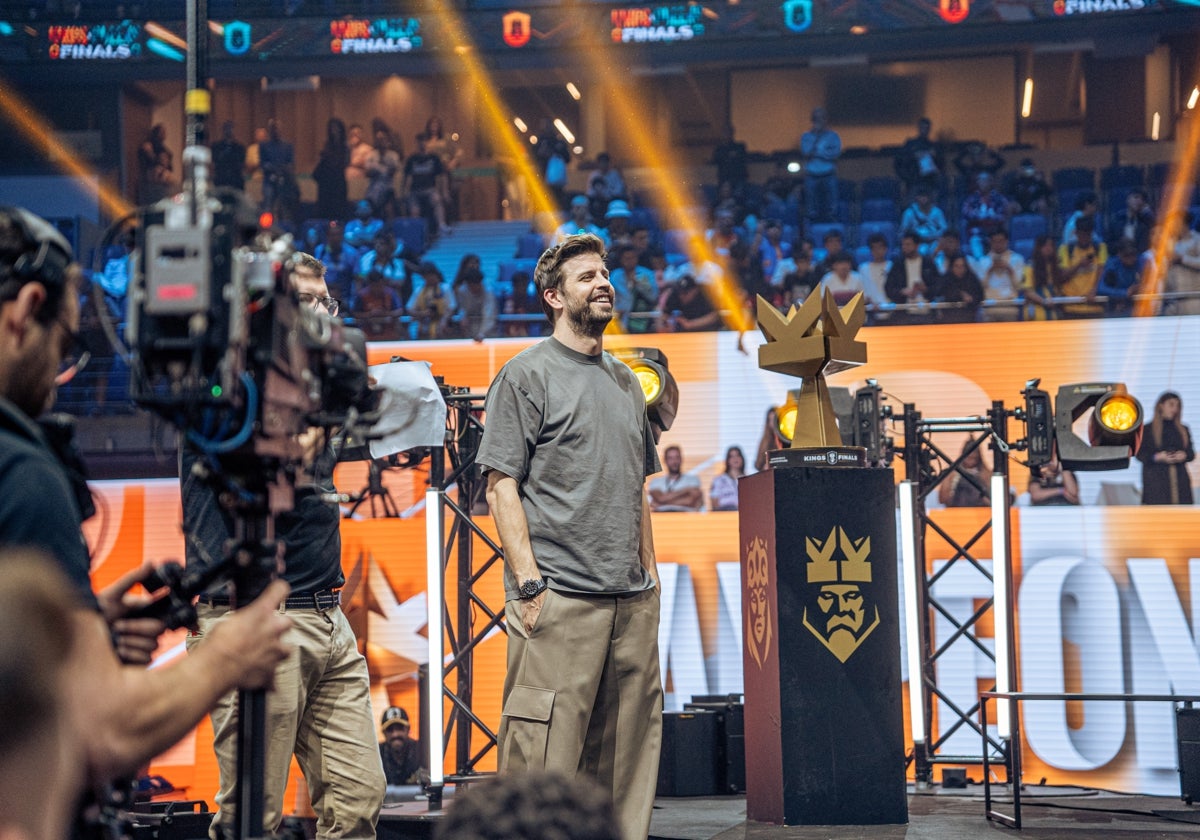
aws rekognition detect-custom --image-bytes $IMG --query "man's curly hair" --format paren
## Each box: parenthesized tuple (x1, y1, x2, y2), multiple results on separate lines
(434, 771, 620, 840)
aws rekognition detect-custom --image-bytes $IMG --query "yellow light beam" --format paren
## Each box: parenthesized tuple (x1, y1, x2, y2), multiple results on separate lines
(0, 84, 134, 222)
(1136, 107, 1200, 317)
(576, 41, 752, 332)
(427, 7, 557, 219)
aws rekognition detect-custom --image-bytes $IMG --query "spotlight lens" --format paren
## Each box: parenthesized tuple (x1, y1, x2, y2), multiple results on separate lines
(1097, 394, 1140, 433)
(776, 404, 797, 443)
(630, 363, 662, 404)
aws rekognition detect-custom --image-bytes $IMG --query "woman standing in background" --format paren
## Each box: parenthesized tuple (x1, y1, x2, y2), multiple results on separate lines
(1137, 391, 1195, 505)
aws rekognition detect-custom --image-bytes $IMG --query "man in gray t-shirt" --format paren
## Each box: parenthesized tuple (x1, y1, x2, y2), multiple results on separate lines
(477, 233, 663, 840)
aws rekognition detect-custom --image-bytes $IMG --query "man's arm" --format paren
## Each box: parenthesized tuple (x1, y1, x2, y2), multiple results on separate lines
(71, 578, 292, 784)
(485, 470, 544, 633)
(639, 495, 658, 589)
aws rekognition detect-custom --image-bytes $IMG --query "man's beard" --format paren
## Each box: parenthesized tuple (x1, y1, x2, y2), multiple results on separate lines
(565, 294, 612, 338)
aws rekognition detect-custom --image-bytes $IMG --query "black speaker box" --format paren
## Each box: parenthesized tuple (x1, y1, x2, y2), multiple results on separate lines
(657, 710, 720, 797)
(1178, 707, 1200, 804)
(685, 696, 746, 794)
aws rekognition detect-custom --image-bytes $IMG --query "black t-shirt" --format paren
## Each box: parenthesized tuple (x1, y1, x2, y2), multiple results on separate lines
(211, 139, 246, 190)
(404, 153, 445, 192)
(379, 738, 424, 785)
(0, 398, 98, 610)
(180, 446, 344, 593)
(663, 287, 716, 323)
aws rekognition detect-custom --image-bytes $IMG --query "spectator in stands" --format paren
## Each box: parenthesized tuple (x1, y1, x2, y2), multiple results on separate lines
(1136, 391, 1194, 505)
(800, 107, 842, 223)
(1057, 216, 1107, 318)
(365, 120, 402, 221)
(1168, 212, 1200, 316)
(813, 229, 845, 278)
(1021, 234, 1064, 321)
(712, 124, 749, 191)
(710, 445, 748, 512)
(1061, 191, 1101, 247)
(555, 195, 606, 245)
(604, 200, 634, 255)
(899, 187, 948, 252)
(648, 445, 704, 512)
(137, 123, 174, 204)
(972, 229, 1026, 321)
(346, 123, 373, 181)
(259, 118, 298, 223)
(885, 232, 937, 307)
(350, 268, 405, 341)
(755, 406, 785, 472)
(1007, 158, 1052, 215)
(819, 251, 868, 306)
(424, 115, 461, 221)
(502, 270, 537, 338)
(403, 133, 452, 237)
(450, 266, 497, 341)
(961, 172, 1012, 259)
(345, 200, 384, 250)
(244, 126, 268, 183)
(895, 117, 943, 197)
(1028, 452, 1079, 506)
(706, 207, 742, 257)
(312, 117, 349, 222)
(609, 244, 657, 333)
(939, 441, 991, 507)
(535, 120, 571, 209)
(408, 261, 454, 340)
(630, 225, 652, 266)
(728, 239, 765, 303)
(935, 253, 983, 325)
(764, 160, 801, 206)
(657, 274, 719, 332)
(587, 152, 627, 222)
(953, 141, 1005, 181)
(858, 233, 892, 309)
(357, 230, 412, 303)
(211, 121, 246, 192)
(780, 252, 819, 309)
(758, 219, 794, 283)
(1107, 188, 1154, 253)
(1098, 238, 1142, 316)
(931, 229, 962, 274)
(453, 253, 483, 290)
(314, 222, 359, 305)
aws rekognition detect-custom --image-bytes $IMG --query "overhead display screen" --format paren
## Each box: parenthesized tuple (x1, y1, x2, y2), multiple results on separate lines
(0, 0, 1191, 64)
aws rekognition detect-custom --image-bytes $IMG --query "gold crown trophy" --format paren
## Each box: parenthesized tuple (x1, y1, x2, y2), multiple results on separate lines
(757, 288, 868, 467)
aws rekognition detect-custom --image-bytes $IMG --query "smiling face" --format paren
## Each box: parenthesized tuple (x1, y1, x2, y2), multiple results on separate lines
(551, 251, 613, 337)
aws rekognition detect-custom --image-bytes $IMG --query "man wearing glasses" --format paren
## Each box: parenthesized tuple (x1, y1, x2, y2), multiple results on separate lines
(0, 206, 293, 811)
(181, 251, 384, 840)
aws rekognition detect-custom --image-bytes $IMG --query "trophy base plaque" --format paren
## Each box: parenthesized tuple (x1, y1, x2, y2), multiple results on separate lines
(767, 447, 867, 470)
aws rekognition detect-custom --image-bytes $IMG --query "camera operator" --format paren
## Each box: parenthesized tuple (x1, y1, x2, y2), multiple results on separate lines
(182, 253, 385, 840)
(0, 206, 293, 789)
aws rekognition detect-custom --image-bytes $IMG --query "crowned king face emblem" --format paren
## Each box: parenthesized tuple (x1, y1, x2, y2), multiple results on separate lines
(801, 527, 880, 663)
(744, 536, 773, 669)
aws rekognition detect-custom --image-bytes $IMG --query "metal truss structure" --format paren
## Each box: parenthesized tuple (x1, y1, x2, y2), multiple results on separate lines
(898, 401, 1019, 786)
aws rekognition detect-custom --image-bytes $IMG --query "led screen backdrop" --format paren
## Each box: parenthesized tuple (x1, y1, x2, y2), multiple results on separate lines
(82, 316, 1200, 809)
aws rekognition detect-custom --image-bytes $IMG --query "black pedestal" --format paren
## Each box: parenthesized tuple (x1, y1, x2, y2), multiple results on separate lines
(739, 466, 907, 825)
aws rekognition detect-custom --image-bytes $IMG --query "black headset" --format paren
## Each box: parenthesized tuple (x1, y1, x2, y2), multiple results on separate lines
(0, 206, 74, 291)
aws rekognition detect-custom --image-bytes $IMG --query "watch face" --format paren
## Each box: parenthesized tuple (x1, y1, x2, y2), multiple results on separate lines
(520, 579, 544, 598)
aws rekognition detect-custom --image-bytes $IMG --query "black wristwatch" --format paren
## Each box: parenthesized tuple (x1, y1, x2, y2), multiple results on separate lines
(518, 578, 548, 600)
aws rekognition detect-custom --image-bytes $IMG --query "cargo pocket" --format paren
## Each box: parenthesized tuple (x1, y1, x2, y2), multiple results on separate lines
(499, 684, 555, 771)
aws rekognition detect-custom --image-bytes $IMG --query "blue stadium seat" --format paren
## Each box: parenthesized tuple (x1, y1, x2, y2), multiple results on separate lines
(1009, 213, 1048, 242)
(496, 259, 539, 295)
(1052, 167, 1095, 192)
(860, 199, 898, 223)
(664, 229, 690, 256)
(391, 217, 426, 256)
(1012, 238, 1036, 262)
(809, 222, 849, 251)
(858, 221, 898, 249)
(838, 179, 859, 204)
(516, 232, 544, 259)
(860, 177, 902, 202)
(1100, 165, 1144, 191)
(853, 245, 872, 267)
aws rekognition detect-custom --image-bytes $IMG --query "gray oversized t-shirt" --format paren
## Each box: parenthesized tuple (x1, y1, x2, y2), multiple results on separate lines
(476, 337, 661, 600)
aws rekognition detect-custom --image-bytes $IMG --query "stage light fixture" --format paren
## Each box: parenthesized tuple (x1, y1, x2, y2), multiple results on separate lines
(1054, 382, 1144, 471)
(616, 348, 679, 440)
(1021, 379, 1053, 468)
(853, 381, 888, 462)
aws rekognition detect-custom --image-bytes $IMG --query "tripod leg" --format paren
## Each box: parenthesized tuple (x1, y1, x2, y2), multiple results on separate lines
(235, 687, 268, 840)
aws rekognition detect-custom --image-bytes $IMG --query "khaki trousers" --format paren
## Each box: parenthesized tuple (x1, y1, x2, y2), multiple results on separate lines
(499, 588, 663, 840)
(187, 603, 384, 839)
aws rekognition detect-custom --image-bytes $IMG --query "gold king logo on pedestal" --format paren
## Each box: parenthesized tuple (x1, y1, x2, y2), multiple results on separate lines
(801, 527, 880, 662)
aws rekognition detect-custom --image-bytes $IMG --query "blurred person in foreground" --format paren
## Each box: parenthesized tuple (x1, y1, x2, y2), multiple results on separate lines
(477, 234, 662, 840)
(435, 770, 620, 840)
(0, 206, 291, 804)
